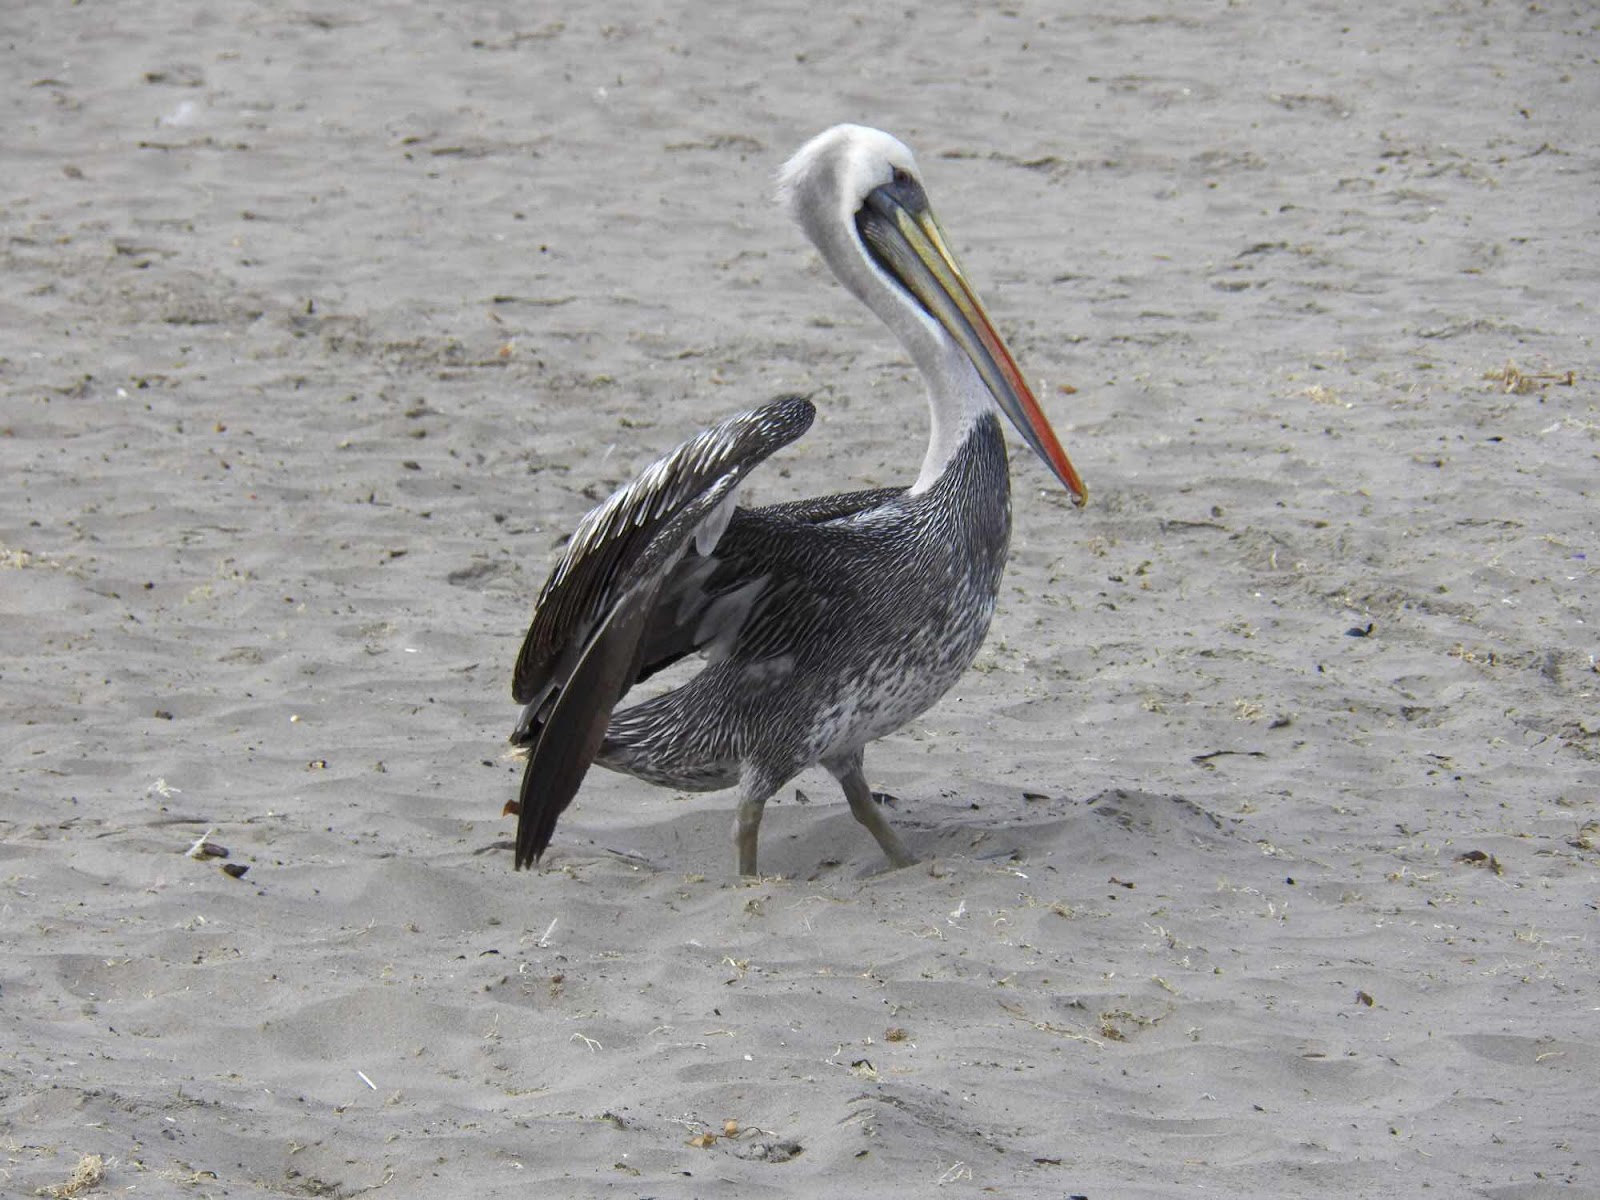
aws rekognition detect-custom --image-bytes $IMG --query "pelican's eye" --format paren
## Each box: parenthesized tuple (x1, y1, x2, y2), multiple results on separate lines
(891, 167, 913, 188)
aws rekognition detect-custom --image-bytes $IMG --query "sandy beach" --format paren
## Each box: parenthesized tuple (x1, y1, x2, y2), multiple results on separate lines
(3, 1, 1597, 1196)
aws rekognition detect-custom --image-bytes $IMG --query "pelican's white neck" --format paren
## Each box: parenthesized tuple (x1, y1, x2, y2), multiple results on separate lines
(907, 335, 993, 494)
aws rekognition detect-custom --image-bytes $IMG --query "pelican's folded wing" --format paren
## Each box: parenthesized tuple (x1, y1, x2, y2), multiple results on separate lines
(509, 394, 815, 867)
(514, 474, 739, 867)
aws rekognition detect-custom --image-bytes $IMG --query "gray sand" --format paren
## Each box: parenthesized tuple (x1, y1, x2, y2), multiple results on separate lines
(3, 1, 1596, 1196)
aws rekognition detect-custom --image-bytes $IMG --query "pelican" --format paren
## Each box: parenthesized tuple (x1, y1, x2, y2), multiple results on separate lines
(508, 124, 1086, 876)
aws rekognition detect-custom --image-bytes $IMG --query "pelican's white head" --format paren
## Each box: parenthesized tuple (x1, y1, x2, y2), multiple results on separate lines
(776, 126, 930, 327)
(778, 124, 919, 234)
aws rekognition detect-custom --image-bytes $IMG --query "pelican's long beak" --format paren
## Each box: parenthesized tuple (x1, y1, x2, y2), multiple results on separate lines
(858, 181, 1087, 506)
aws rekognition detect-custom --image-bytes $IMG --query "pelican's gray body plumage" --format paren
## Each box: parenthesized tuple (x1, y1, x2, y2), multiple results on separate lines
(600, 409, 1009, 795)
(508, 126, 1085, 875)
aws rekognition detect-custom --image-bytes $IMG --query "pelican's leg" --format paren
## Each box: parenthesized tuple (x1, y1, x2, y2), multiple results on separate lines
(824, 750, 917, 869)
(733, 768, 781, 877)
(734, 796, 763, 877)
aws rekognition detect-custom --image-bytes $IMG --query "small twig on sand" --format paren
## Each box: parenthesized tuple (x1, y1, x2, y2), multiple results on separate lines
(998, 1000, 1106, 1048)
